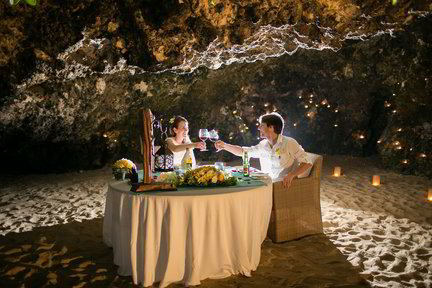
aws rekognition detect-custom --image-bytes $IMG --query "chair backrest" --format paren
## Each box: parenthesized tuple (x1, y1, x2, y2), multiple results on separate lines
(307, 153, 323, 178)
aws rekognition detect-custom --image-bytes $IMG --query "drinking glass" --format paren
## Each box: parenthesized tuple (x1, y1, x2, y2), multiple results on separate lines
(198, 129, 209, 151)
(209, 129, 221, 152)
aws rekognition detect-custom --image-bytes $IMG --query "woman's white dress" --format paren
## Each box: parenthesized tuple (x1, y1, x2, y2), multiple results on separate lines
(166, 137, 197, 167)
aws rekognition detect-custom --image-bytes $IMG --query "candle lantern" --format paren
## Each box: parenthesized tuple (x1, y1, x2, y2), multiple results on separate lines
(428, 188, 432, 202)
(153, 119, 174, 172)
(333, 166, 341, 177)
(372, 175, 380, 186)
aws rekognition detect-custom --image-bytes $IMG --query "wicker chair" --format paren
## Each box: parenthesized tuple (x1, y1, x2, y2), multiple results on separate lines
(267, 153, 323, 242)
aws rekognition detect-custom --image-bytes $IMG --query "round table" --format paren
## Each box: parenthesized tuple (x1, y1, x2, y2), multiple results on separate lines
(103, 177, 272, 287)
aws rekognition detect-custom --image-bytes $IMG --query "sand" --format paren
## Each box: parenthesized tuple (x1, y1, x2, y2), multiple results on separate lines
(0, 155, 431, 287)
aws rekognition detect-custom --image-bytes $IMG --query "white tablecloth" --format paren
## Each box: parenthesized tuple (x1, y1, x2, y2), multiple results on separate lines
(103, 179, 272, 287)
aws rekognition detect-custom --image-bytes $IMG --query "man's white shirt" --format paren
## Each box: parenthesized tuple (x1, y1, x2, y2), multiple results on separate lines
(243, 134, 311, 181)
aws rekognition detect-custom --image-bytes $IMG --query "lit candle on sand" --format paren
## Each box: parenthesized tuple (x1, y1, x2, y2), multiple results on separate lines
(428, 188, 432, 202)
(372, 175, 380, 186)
(333, 167, 341, 177)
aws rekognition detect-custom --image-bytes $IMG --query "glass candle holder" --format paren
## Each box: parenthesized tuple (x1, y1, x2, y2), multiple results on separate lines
(333, 166, 341, 177)
(372, 175, 380, 186)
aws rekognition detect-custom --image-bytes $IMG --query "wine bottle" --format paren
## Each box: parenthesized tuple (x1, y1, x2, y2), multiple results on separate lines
(243, 150, 249, 177)
(182, 148, 193, 171)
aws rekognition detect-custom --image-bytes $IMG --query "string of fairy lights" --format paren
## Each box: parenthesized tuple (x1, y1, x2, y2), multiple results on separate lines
(225, 90, 429, 167)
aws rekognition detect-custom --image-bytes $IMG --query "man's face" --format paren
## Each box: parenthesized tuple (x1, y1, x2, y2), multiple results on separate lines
(258, 122, 272, 139)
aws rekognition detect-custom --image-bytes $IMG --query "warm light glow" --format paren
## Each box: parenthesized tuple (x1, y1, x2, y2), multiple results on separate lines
(307, 112, 313, 118)
(384, 102, 391, 107)
(299, 96, 302, 99)
(428, 188, 432, 202)
(273, 109, 277, 112)
(256, 123, 259, 126)
(396, 146, 402, 150)
(229, 136, 233, 140)
(334, 124, 338, 127)
(333, 166, 341, 177)
(327, 104, 331, 108)
(392, 93, 396, 96)
(264, 103, 270, 107)
(251, 105, 254, 108)
(310, 94, 314, 98)
(103, 134, 108, 138)
(372, 175, 380, 186)
(309, 100, 313, 104)
(359, 135, 365, 139)
(377, 140, 382, 143)
(321, 99, 328, 105)
(315, 104, 319, 107)
(233, 110, 237, 114)
(293, 123, 297, 127)
(114, 139, 118, 142)
(397, 128, 402, 132)
(334, 109, 339, 113)
(304, 105, 309, 108)
(419, 153, 427, 158)
(402, 159, 408, 164)
(392, 110, 397, 113)
(393, 141, 400, 146)
(240, 130, 244, 133)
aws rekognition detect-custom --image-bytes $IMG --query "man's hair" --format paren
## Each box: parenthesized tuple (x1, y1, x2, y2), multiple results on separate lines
(260, 112, 284, 134)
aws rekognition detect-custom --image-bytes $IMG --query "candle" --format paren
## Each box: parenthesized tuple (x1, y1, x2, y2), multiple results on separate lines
(428, 188, 432, 202)
(333, 167, 341, 177)
(372, 175, 380, 186)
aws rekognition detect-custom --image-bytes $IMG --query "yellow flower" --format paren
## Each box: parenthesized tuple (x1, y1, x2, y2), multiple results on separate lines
(211, 175, 218, 183)
(275, 148, 281, 157)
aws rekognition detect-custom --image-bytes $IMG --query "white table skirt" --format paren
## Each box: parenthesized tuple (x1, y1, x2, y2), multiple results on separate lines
(103, 179, 272, 287)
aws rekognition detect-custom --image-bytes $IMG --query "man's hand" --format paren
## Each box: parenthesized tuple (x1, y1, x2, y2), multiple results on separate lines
(215, 140, 225, 150)
(195, 141, 206, 150)
(283, 173, 295, 189)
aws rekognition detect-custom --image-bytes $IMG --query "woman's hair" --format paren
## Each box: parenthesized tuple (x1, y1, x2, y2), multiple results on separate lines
(170, 116, 188, 137)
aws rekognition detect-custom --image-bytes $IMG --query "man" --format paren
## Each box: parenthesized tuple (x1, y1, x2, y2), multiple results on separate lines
(215, 112, 312, 188)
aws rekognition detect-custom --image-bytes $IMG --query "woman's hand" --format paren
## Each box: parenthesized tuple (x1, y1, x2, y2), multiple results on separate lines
(195, 141, 206, 150)
(214, 140, 225, 150)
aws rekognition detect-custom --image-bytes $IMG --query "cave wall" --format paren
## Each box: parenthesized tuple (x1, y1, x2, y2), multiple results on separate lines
(0, 1, 431, 176)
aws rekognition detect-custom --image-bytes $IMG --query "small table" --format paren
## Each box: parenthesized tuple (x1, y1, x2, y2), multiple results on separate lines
(103, 171, 272, 287)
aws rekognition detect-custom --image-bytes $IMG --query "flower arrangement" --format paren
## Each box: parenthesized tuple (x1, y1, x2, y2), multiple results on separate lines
(184, 166, 237, 187)
(156, 166, 237, 187)
(112, 158, 136, 180)
(156, 172, 183, 186)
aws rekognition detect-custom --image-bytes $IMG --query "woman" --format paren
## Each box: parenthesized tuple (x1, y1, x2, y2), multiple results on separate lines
(166, 116, 205, 167)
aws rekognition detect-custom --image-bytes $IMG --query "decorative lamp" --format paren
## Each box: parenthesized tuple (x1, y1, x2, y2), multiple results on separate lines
(333, 166, 341, 177)
(153, 120, 174, 172)
(372, 175, 380, 186)
(428, 188, 432, 202)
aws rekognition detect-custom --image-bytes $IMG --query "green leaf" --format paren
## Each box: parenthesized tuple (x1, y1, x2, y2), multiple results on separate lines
(25, 0, 37, 6)
(10, 0, 21, 5)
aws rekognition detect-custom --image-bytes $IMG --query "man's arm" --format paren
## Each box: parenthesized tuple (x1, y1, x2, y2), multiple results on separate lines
(214, 141, 244, 157)
(283, 162, 312, 188)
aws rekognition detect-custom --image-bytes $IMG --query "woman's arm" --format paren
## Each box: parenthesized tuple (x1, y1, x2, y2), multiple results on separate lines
(166, 138, 204, 152)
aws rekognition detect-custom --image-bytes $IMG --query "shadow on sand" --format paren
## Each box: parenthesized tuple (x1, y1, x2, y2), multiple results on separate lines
(0, 219, 369, 287)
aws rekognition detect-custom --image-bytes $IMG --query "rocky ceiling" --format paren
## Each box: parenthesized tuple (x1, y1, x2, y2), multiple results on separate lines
(0, 0, 431, 174)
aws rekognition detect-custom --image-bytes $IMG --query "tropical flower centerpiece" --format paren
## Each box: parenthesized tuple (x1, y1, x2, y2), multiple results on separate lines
(112, 158, 136, 180)
(184, 166, 237, 187)
(156, 166, 237, 187)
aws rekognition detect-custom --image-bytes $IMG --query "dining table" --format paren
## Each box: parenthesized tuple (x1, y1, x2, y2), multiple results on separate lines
(103, 168, 272, 287)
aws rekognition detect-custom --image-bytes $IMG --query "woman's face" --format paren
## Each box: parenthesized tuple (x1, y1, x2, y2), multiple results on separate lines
(174, 121, 189, 138)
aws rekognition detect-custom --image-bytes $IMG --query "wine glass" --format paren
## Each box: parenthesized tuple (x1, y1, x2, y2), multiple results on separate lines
(198, 129, 209, 151)
(209, 129, 221, 152)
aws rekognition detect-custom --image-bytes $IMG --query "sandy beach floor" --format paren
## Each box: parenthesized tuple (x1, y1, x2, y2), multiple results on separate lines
(0, 155, 431, 287)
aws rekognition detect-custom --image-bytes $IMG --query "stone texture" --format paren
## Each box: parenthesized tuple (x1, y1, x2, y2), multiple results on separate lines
(0, 1, 431, 175)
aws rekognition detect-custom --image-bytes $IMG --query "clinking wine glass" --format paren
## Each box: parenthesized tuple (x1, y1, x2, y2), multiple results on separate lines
(209, 129, 221, 152)
(198, 129, 209, 151)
